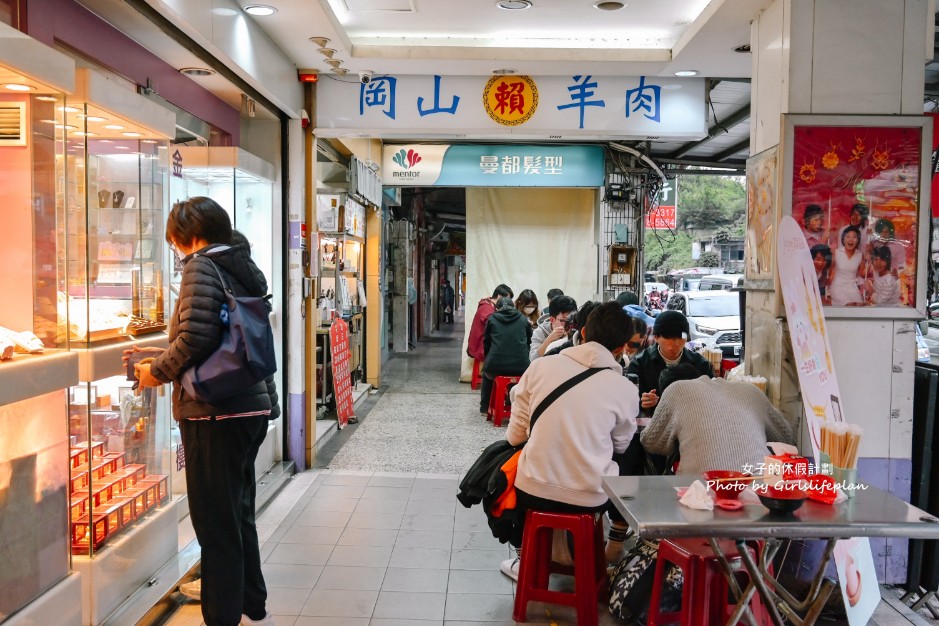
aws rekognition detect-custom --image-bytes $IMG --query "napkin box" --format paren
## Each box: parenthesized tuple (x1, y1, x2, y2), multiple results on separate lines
(763, 453, 810, 485)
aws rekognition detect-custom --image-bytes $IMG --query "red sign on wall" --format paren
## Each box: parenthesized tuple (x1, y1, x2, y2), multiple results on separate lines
(645, 205, 677, 229)
(329, 318, 355, 428)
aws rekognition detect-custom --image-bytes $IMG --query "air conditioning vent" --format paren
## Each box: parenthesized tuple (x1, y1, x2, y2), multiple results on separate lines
(0, 102, 26, 146)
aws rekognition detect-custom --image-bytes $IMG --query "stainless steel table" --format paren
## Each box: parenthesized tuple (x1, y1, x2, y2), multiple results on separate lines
(602, 476, 939, 626)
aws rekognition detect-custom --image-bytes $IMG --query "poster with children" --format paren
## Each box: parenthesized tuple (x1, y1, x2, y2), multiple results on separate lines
(789, 118, 926, 310)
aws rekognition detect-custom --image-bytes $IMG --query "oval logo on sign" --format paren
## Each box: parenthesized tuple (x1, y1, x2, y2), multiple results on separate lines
(483, 75, 538, 126)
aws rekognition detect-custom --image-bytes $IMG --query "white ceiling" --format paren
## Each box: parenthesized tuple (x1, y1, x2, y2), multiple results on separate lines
(262, 0, 765, 79)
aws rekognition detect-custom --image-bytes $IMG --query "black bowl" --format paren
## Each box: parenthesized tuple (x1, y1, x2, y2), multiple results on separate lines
(758, 492, 806, 515)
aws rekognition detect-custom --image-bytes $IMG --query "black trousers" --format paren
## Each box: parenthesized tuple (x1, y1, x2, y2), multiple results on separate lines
(511, 488, 609, 548)
(180, 415, 268, 626)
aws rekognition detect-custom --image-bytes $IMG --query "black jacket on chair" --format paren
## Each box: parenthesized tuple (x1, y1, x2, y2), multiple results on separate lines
(483, 308, 533, 376)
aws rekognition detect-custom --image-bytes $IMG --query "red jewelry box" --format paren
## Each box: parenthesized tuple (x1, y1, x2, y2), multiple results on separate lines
(70, 470, 89, 494)
(140, 475, 168, 503)
(71, 513, 109, 553)
(109, 496, 137, 522)
(70, 495, 88, 520)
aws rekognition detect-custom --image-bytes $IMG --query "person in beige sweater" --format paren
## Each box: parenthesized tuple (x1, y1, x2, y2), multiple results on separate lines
(501, 302, 640, 580)
(640, 364, 794, 476)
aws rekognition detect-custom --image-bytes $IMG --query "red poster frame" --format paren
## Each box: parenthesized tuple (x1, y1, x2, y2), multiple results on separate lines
(782, 114, 932, 319)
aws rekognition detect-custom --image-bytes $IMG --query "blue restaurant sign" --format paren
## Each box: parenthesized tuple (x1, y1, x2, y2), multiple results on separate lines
(381, 144, 604, 187)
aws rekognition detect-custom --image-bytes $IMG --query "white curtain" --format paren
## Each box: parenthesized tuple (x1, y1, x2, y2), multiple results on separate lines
(460, 187, 597, 380)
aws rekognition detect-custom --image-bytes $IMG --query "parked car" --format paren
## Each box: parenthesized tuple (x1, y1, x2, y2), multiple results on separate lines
(665, 290, 741, 358)
(698, 274, 744, 291)
(916, 323, 931, 363)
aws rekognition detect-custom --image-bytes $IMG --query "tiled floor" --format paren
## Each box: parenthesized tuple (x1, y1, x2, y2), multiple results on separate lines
(163, 313, 939, 626)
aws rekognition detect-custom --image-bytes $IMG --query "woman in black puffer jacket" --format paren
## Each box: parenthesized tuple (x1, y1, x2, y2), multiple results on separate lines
(133, 197, 273, 626)
(480, 297, 533, 414)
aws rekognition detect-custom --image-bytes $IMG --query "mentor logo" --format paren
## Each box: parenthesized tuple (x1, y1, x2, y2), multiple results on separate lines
(391, 148, 422, 178)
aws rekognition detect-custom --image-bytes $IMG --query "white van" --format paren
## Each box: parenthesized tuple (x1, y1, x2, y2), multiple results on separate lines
(697, 274, 744, 291)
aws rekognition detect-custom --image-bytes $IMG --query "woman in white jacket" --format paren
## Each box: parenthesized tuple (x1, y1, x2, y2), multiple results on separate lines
(502, 302, 640, 579)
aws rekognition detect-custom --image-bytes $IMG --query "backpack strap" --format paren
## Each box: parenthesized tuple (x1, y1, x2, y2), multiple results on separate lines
(529, 366, 605, 430)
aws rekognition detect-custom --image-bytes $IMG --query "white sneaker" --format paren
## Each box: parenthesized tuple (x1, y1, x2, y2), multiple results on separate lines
(240, 612, 275, 626)
(500, 557, 520, 582)
(179, 578, 201, 601)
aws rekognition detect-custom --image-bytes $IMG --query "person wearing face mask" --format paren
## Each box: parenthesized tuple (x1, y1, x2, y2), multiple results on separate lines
(622, 310, 713, 475)
(514, 289, 540, 327)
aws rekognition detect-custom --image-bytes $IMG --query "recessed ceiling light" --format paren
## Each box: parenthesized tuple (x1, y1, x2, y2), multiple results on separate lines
(104, 124, 125, 130)
(594, 1, 625, 10)
(180, 67, 217, 77)
(84, 116, 108, 122)
(674, 70, 698, 77)
(734, 44, 751, 53)
(122, 132, 143, 137)
(57, 106, 81, 113)
(244, 4, 276, 15)
(497, 0, 531, 9)
(73, 131, 98, 136)
(36, 96, 58, 102)
(3, 83, 34, 92)
(492, 69, 517, 75)
(142, 139, 158, 144)
(309, 36, 330, 47)
(115, 146, 129, 150)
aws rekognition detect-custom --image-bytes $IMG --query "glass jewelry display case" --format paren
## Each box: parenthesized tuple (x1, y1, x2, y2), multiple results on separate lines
(0, 24, 82, 626)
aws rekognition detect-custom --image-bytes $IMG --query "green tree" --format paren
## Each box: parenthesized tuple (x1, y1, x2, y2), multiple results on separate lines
(643, 230, 694, 273)
(698, 250, 721, 267)
(676, 175, 746, 230)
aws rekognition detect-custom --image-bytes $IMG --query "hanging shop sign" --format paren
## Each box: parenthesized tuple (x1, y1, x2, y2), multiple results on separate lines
(644, 182, 677, 229)
(381, 144, 603, 187)
(329, 318, 355, 428)
(316, 74, 706, 140)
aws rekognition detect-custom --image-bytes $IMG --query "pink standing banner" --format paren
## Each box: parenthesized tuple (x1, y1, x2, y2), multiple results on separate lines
(777, 215, 879, 623)
(329, 318, 355, 429)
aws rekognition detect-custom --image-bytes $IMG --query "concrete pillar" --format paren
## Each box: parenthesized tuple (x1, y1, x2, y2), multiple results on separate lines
(747, 0, 931, 582)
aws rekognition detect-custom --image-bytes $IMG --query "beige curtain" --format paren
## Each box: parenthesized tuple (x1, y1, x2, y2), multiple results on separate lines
(460, 187, 597, 380)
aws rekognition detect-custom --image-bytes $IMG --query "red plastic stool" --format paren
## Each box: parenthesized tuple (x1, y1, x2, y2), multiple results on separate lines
(487, 375, 520, 427)
(648, 537, 772, 626)
(471, 359, 482, 390)
(513, 510, 607, 625)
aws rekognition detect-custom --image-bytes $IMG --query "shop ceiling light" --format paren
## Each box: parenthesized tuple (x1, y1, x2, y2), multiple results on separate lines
(496, 0, 531, 9)
(594, 1, 625, 10)
(122, 132, 143, 137)
(674, 70, 698, 77)
(84, 116, 108, 122)
(3, 83, 34, 91)
(104, 124, 125, 130)
(36, 96, 58, 102)
(244, 4, 276, 15)
(180, 67, 217, 77)
(73, 131, 98, 136)
(57, 106, 81, 113)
